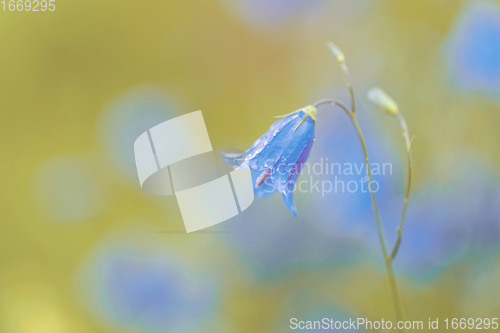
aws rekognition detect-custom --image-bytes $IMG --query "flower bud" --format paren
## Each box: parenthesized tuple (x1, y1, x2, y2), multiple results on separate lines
(327, 41, 345, 63)
(367, 87, 399, 115)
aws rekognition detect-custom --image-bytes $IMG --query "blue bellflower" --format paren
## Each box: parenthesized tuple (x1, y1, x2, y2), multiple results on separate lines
(223, 105, 317, 216)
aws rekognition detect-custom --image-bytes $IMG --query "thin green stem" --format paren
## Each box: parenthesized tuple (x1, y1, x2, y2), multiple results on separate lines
(389, 112, 413, 261)
(351, 116, 404, 323)
(322, 42, 406, 324)
(350, 117, 387, 257)
(314, 99, 405, 324)
(314, 98, 352, 115)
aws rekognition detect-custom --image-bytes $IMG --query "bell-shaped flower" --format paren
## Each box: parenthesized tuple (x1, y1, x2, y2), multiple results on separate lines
(223, 106, 316, 216)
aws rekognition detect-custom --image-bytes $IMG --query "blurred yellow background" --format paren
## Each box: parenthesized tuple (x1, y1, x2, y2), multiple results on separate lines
(1, 0, 500, 332)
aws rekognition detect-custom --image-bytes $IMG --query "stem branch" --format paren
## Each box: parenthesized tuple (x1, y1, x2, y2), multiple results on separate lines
(321, 42, 406, 325)
(314, 100, 405, 323)
(389, 112, 413, 260)
(351, 116, 404, 323)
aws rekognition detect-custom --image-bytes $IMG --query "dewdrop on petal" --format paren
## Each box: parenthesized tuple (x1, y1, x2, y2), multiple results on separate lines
(367, 87, 399, 116)
(327, 41, 345, 63)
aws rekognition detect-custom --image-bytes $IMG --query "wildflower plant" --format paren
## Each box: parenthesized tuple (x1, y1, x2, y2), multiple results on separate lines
(223, 41, 413, 322)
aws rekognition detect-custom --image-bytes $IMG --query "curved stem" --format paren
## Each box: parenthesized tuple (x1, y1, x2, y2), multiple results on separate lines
(350, 117, 387, 258)
(389, 112, 413, 261)
(351, 116, 404, 323)
(314, 98, 352, 116)
(321, 42, 405, 325)
(314, 100, 405, 325)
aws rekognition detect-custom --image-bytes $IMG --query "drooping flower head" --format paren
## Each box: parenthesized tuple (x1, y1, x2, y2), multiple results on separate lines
(223, 105, 316, 216)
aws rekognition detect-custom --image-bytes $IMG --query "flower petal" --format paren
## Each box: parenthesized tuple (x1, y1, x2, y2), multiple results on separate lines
(245, 111, 308, 170)
(244, 114, 297, 165)
(281, 190, 297, 217)
(270, 116, 315, 193)
(273, 128, 315, 216)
